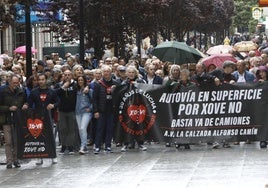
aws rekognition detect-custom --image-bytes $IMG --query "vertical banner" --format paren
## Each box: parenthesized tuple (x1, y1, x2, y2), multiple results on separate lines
(17, 109, 56, 159)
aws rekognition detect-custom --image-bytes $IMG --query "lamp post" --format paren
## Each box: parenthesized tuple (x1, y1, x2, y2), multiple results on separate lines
(79, 0, 85, 67)
(25, 1, 32, 79)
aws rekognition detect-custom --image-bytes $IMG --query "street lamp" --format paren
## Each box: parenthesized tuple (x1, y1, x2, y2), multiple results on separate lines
(25, 1, 32, 79)
(79, 0, 85, 67)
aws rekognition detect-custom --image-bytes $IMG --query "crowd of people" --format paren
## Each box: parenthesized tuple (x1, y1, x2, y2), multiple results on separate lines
(0, 39, 268, 169)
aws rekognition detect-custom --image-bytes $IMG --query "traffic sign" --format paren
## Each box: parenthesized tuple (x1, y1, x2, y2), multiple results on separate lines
(252, 7, 263, 20)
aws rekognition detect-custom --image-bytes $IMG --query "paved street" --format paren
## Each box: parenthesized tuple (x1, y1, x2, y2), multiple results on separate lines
(0, 142, 267, 188)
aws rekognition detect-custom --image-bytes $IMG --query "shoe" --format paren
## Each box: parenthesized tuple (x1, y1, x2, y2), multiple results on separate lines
(116, 143, 122, 147)
(94, 148, 100, 154)
(121, 145, 128, 152)
(212, 142, 220, 149)
(223, 143, 231, 148)
(69, 151, 75, 155)
(245, 139, 251, 144)
(165, 143, 171, 147)
(36, 158, 43, 166)
(233, 142, 240, 145)
(59, 146, 66, 155)
(175, 144, 180, 149)
(105, 147, 112, 153)
(260, 141, 267, 149)
(87, 140, 94, 146)
(51, 158, 57, 164)
(68, 146, 75, 155)
(0, 160, 7, 165)
(128, 143, 135, 149)
(83, 148, 89, 154)
(6, 163, 12, 169)
(79, 149, 85, 155)
(13, 161, 21, 168)
(184, 144, 190, 149)
(78, 149, 88, 155)
(139, 145, 147, 151)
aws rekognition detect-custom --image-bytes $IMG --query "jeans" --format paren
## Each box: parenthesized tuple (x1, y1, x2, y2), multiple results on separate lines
(76, 113, 92, 150)
(95, 113, 114, 149)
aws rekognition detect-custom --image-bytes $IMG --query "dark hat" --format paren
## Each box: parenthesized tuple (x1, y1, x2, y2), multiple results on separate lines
(223, 60, 236, 68)
(37, 60, 45, 67)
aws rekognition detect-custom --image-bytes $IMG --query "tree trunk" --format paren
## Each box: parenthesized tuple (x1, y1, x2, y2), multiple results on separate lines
(93, 35, 104, 60)
(136, 30, 141, 56)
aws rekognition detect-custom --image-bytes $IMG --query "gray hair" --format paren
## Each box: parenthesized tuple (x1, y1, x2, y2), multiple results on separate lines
(169, 64, 180, 75)
(101, 64, 112, 72)
(126, 65, 139, 76)
(72, 64, 84, 72)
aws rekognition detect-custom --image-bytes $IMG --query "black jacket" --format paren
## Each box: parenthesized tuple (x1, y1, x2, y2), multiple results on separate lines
(57, 80, 77, 112)
(0, 85, 27, 124)
(93, 78, 119, 113)
(143, 74, 163, 85)
(28, 87, 60, 110)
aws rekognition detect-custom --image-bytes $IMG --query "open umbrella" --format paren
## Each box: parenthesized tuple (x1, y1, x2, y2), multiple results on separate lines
(206, 45, 233, 55)
(201, 54, 237, 69)
(151, 41, 203, 64)
(233, 41, 258, 52)
(14, 45, 37, 54)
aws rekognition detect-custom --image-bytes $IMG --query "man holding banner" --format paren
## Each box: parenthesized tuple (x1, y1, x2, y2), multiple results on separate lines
(23, 73, 60, 165)
(0, 74, 28, 169)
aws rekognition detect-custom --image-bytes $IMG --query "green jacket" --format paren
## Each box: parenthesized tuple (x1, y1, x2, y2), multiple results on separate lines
(0, 86, 27, 125)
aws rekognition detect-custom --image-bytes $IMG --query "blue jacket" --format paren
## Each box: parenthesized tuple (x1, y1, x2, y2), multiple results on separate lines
(232, 70, 255, 83)
(75, 89, 93, 115)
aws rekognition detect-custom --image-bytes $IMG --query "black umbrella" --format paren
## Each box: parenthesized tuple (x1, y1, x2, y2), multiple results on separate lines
(151, 41, 203, 64)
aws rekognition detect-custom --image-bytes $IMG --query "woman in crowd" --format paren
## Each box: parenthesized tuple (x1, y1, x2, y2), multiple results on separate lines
(120, 65, 147, 152)
(75, 75, 93, 154)
(180, 68, 195, 87)
(73, 65, 84, 80)
(255, 65, 268, 83)
(0, 71, 10, 86)
(162, 61, 173, 81)
(25, 74, 39, 97)
(162, 64, 181, 86)
(162, 64, 181, 147)
(174, 68, 195, 149)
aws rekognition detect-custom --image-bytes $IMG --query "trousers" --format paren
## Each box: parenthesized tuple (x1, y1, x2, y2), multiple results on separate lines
(3, 125, 18, 164)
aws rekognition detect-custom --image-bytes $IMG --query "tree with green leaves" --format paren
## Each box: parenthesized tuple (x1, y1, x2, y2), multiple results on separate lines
(3, 0, 236, 59)
(232, 0, 258, 34)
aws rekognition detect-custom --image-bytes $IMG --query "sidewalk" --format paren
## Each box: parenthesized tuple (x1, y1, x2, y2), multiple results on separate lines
(0, 142, 267, 188)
